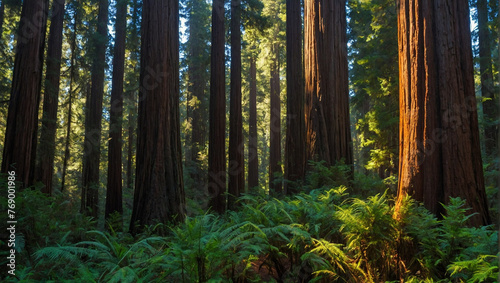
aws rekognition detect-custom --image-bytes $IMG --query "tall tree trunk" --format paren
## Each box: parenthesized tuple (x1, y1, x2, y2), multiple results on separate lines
(61, 1, 78, 193)
(105, 0, 127, 222)
(208, 0, 226, 213)
(81, 0, 108, 217)
(478, 0, 497, 154)
(35, 0, 65, 195)
(395, 0, 490, 226)
(304, 0, 352, 168)
(285, 0, 305, 194)
(228, 0, 244, 210)
(1, 0, 49, 188)
(248, 56, 259, 190)
(129, 0, 185, 234)
(269, 42, 282, 195)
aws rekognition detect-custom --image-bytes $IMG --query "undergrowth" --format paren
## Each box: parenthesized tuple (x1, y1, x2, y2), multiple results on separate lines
(0, 171, 497, 282)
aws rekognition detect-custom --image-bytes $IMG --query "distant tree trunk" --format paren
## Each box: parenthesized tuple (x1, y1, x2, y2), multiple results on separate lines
(228, 0, 244, 210)
(35, 0, 65, 195)
(105, 0, 127, 222)
(285, 0, 305, 194)
(1, 0, 49, 188)
(395, 0, 490, 226)
(208, 0, 226, 213)
(269, 42, 282, 195)
(61, 2, 78, 193)
(304, 0, 352, 168)
(478, 0, 497, 154)
(248, 56, 259, 190)
(129, 0, 185, 234)
(126, 0, 139, 191)
(81, 0, 108, 217)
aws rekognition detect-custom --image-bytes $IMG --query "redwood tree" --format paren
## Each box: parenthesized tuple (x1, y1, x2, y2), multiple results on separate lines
(129, 0, 185, 234)
(105, 0, 127, 221)
(248, 56, 259, 190)
(228, 0, 244, 210)
(208, 0, 226, 213)
(269, 42, 282, 194)
(477, 0, 497, 154)
(395, 0, 491, 226)
(304, 0, 352, 167)
(284, 0, 306, 194)
(1, 0, 49, 187)
(35, 0, 65, 195)
(81, 0, 108, 217)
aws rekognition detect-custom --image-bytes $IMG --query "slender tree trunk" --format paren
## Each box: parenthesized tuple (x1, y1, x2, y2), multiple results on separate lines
(105, 0, 127, 222)
(81, 0, 108, 217)
(478, 0, 497, 154)
(395, 0, 490, 226)
(208, 0, 226, 213)
(285, 0, 306, 194)
(228, 0, 244, 210)
(1, 0, 49, 188)
(126, 103, 134, 189)
(61, 2, 78, 193)
(129, 0, 185, 234)
(304, 0, 352, 168)
(248, 56, 259, 190)
(269, 43, 282, 195)
(35, 0, 65, 195)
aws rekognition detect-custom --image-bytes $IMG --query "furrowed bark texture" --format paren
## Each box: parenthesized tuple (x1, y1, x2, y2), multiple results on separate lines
(1, 0, 49, 188)
(208, 0, 226, 213)
(304, 0, 352, 167)
(228, 0, 244, 210)
(36, 0, 65, 195)
(395, 0, 490, 226)
(130, 0, 185, 234)
(285, 0, 306, 194)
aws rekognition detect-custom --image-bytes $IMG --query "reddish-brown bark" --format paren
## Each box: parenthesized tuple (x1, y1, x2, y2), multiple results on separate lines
(208, 0, 226, 213)
(105, 0, 127, 221)
(35, 0, 65, 195)
(228, 0, 244, 210)
(129, 0, 185, 234)
(395, 0, 490, 226)
(285, 0, 306, 194)
(1, 0, 49, 188)
(304, 0, 352, 168)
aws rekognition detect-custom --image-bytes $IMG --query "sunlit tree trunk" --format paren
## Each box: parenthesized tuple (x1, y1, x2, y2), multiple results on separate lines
(1, 0, 49, 188)
(304, 0, 352, 168)
(395, 0, 490, 226)
(285, 0, 306, 194)
(105, 0, 127, 223)
(130, 0, 185, 234)
(208, 0, 226, 213)
(35, 0, 65, 195)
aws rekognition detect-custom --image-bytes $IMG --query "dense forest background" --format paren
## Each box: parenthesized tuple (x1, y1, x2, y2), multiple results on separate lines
(0, 0, 499, 282)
